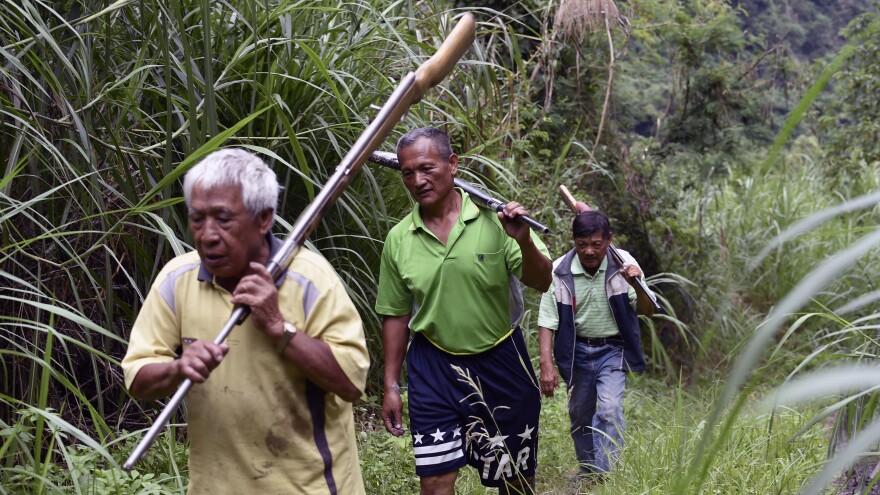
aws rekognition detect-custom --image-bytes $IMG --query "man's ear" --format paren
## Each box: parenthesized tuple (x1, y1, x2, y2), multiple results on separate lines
(448, 153, 459, 176)
(257, 208, 274, 235)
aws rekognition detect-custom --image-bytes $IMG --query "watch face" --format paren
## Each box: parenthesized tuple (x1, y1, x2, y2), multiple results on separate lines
(277, 322, 297, 353)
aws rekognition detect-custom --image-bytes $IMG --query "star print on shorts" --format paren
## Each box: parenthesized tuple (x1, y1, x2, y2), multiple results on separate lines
(413, 427, 464, 467)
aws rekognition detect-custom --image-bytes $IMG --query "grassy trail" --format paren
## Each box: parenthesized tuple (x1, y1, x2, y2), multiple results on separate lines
(358, 375, 827, 494)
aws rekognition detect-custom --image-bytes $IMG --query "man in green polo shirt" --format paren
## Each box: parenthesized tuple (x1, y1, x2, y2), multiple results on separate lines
(375, 127, 552, 495)
(537, 209, 655, 483)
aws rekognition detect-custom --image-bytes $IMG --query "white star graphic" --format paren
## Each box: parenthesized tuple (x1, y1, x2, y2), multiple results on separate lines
(488, 433, 508, 449)
(413, 433, 424, 445)
(431, 429, 446, 443)
(452, 427, 462, 438)
(517, 425, 535, 441)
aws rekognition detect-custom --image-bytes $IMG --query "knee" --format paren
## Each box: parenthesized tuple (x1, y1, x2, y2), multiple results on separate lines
(420, 470, 458, 495)
(595, 395, 623, 424)
(568, 400, 595, 427)
(498, 476, 534, 495)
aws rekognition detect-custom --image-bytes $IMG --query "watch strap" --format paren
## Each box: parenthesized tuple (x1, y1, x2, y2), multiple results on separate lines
(276, 321, 297, 354)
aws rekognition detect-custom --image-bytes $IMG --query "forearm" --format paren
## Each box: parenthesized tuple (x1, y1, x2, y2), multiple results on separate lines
(281, 334, 362, 402)
(538, 327, 555, 368)
(382, 315, 410, 389)
(129, 362, 183, 401)
(518, 237, 552, 292)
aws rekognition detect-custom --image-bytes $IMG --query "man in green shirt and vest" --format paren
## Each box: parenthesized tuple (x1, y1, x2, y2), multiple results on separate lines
(375, 127, 552, 494)
(537, 208, 655, 483)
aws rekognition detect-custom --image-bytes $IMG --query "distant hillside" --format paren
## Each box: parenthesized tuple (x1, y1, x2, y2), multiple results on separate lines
(733, 0, 875, 60)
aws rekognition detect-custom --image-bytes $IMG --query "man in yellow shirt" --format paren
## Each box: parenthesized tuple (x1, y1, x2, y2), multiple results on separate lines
(122, 148, 369, 494)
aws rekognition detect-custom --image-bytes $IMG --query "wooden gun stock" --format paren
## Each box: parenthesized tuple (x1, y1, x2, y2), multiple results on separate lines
(123, 13, 478, 471)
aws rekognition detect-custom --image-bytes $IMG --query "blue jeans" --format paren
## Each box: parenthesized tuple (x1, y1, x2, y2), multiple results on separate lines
(567, 342, 626, 474)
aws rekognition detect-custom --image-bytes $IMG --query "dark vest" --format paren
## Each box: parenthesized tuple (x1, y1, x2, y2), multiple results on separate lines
(550, 248, 646, 384)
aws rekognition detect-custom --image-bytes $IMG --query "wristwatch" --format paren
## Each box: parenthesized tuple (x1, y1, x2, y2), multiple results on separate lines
(276, 321, 297, 354)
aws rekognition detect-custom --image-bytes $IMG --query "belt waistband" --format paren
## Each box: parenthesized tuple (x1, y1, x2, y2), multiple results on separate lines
(575, 335, 624, 346)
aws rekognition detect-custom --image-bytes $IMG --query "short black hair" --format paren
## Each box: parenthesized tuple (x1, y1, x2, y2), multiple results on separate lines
(396, 127, 453, 161)
(572, 211, 611, 239)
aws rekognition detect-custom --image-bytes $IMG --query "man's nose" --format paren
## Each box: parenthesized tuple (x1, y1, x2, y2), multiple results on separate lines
(201, 219, 221, 241)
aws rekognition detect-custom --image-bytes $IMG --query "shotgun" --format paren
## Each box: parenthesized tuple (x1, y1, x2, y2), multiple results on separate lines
(369, 150, 551, 234)
(123, 13, 477, 471)
(559, 185, 660, 311)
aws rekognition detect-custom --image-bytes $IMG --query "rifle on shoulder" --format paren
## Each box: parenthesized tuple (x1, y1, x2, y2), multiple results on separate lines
(123, 13, 477, 471)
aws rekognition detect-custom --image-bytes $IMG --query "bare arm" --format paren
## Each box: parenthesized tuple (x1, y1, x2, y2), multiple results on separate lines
(129, 363, 181, 401)
(277, 326, 362, 402)
(233, 262, 362, 402)
(381, 314, 411, 436)
(129, 340, 229, 401)
(538, 327, 558, 398)
(518, 235, 552, 292)
(621, 263, 655, 318)
(499, 202, 552, 292)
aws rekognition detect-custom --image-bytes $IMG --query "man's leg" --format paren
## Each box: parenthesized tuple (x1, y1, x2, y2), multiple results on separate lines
(407, 335, 469, 490)
(459, 329, 540, 491)
(499, 475, 535, 495)
(420, 470, 458, 495)
(592, 346, 626, 473)
(567, 342, 599, 474)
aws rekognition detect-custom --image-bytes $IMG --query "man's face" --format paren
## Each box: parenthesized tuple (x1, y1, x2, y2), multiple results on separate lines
(188, 182, 272, 285)
(398, 136, 458, 209)
(574, 232, 611, 274)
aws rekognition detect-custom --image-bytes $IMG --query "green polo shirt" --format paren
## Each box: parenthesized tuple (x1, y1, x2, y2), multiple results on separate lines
(375, 190, 549, 354)
(537, 256, 636, 338)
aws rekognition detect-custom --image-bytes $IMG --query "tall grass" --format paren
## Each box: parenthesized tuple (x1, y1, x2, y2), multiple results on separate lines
(3, 0, 878, 493)
(659, 58, 880, 495)
(0, 0, 536, 490)
(357, 377, 828, 494)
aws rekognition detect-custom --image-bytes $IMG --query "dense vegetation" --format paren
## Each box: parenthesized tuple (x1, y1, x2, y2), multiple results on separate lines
(2, 0, 880, 493)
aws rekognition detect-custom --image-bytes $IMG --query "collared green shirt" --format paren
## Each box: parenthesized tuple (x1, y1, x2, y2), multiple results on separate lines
(375, 190, 549, 354)
(537, 255, 636, 338)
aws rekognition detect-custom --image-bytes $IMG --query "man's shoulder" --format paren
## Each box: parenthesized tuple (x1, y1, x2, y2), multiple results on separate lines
(552, 249, 575, 269)
(472, 204, 505, 229)
(286, 247, 345, 290)
(154, 250, 202, 284)
(165, 249, 201, 265)
(383, 214, 417, 244)
(613, 248, 638, 265)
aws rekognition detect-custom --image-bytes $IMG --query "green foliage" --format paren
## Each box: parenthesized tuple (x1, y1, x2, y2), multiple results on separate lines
(735, 0, 873, 60)
(820, 8, 880, 171)
(4, 0, 880, 492)
(59, 439, 187, 495)
(358, 378, 827, 494)
(615, 377, 826, 495)
(0, 0, 531, 489)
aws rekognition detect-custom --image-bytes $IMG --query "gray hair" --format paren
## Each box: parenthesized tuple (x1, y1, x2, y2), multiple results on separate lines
(396, 127, 453, 161)
(183, 148, 280, 217)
